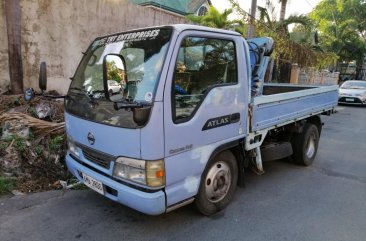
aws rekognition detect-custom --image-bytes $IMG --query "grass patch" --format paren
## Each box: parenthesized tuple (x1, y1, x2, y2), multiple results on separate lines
(49, 135, 64, 152)
(67, 178, 88, 190)
(0, 176, 17, 195)
(12, 136, 27, 154)
(70, 183, 88, 190)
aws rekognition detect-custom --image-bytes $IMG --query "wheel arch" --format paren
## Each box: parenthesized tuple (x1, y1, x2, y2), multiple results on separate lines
(195, 141, 241, 215)
(204, 139, 245, 187)
(307, 115, 323, 135)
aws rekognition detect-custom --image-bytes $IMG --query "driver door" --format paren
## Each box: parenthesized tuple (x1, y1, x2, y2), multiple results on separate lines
(162, 30, 248, 206)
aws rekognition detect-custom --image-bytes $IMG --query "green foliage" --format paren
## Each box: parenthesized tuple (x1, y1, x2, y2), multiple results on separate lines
(12, 98, 21, 106)
(229, 0, 337, 68)
(49, 135, 64, 152)
(12, 136, 26, 154)
(34, 145, 43, 156)
(0, 177, 17, 195)
(187, 6, 246, 34)
(28, 107, 37, 118)
(188, 7, 232, 28)
(309, 0, 366, 65)
(28, 128, 35, 140)
(0, 143, 8, 156)
(106, 60, 122, 83)
(67, 178, 88, 190)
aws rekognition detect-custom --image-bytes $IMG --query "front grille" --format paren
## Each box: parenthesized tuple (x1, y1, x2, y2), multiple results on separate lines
(79, 145, 115, 169)
(339, 97, 362, 104)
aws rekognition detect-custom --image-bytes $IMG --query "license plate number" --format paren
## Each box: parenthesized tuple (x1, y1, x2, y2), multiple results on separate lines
(345, 98, 354, 102)
(82, 173, 104, 195)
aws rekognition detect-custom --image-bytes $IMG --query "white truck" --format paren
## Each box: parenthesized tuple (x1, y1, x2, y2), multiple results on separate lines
(26, 24, 338, 215)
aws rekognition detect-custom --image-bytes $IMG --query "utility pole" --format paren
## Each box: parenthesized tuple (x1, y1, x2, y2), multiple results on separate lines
(5, 0, 23, 94)
(247, 0, 257, 38)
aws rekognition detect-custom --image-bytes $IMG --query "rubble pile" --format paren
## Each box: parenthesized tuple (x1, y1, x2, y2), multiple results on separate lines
(0, 95, 71, 193)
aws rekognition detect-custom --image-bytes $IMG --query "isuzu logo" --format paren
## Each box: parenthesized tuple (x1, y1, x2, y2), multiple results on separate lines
(87, 132, 95, 145)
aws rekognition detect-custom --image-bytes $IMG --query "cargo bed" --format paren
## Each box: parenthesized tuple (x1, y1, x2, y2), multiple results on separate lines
(251, 83, 339, 132)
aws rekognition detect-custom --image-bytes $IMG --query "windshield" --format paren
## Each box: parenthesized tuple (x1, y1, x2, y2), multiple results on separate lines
(341, 81, 366, 89)
(65, 27, 172, 128)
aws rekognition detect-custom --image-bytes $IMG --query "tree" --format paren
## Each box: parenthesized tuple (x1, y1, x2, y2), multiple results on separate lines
(257, 4, 315, 44)
(106, 61, 122, 83)
(5, 0, 23, 94)
(187, 6, 246, 34)
(229, 0, 336, 68)
(279, 0, 288, 21)
(247, 0, 258, 38)
(310, 0, 366, 65)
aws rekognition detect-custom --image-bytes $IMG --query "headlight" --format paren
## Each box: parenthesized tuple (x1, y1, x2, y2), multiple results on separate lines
(67, 136, 80, 158)
(360, 92, 366, 98)
(113, 157, 165, 188)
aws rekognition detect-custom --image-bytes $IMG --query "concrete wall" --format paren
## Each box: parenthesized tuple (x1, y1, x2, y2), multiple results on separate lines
(299, 68, 339, 86)
(0, 0, 187, 94)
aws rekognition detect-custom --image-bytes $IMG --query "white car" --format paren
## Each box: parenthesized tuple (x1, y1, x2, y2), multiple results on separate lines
(107, 80, 122, 95)
(338, 80, 366, 105)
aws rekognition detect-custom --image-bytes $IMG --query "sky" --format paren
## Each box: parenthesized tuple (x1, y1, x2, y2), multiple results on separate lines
(210, 0, 322, 20)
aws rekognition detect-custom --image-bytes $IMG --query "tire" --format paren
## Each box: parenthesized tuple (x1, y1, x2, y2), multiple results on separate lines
(291, 123, 320, 166)
(195, 150, 238, 216)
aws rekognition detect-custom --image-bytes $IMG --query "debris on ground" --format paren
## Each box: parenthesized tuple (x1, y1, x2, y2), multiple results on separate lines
(0, 94, 73, 195)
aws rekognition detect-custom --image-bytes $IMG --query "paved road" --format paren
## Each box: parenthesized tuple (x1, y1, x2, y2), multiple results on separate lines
(1, 106, 365, 241)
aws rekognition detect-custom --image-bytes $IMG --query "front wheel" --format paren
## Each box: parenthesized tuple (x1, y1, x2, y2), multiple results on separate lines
(195, 150, 238, 216)
(291, 123, 320, 166)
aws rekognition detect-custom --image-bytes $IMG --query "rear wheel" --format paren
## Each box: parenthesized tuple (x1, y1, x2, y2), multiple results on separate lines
(195, 150, 238, 216)
(291, 123, 320, 166)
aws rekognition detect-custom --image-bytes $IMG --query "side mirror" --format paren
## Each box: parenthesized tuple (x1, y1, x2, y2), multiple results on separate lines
(103, 54, 127, 101)
(39, 62, 47, 91)
(132, 107, 151, 126)
(24, 87, 35, 101)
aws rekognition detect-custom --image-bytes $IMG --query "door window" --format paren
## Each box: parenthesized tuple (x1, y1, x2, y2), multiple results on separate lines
(172, 37, 237, 122)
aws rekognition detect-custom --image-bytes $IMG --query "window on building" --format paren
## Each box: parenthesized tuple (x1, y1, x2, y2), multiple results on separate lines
(197, 5, 208, 16)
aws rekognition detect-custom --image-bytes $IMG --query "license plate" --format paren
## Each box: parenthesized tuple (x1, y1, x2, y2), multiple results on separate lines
(345, 98, 354, 102)
(82, 173, 104, 195)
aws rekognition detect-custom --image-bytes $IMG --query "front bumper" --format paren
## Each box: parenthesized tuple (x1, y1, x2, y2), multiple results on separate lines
(66, 153, 166, 215)
(338, 96, 366, 105)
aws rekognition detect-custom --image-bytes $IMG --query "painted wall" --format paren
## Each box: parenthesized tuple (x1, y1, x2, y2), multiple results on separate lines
(0, 0, 187, 94)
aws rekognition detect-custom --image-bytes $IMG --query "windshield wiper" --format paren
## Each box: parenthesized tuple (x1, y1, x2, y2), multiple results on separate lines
(114, 98, 151, 110)
(69, 87, 99, 106)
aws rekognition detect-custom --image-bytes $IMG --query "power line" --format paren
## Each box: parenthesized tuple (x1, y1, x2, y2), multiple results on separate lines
(304, 0, 314, 9)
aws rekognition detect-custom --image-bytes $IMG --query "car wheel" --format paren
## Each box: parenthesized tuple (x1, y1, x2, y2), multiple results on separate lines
(195, 150, 238, 216)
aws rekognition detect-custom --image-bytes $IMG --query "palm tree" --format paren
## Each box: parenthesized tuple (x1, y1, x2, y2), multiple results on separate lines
(258, 6, 274, 28)
(257, 6, 314, 41)
(187, 6, 246, 33)
(279, 0, 288, 22)
(5, 0, 23, 94)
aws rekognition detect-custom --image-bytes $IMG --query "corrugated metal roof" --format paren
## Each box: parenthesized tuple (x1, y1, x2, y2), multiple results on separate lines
(130, 0, 210, 15)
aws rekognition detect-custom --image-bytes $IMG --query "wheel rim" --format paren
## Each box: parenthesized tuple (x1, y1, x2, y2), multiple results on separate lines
(205, 161, 231, 203)
(306, 132, 316, 158)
